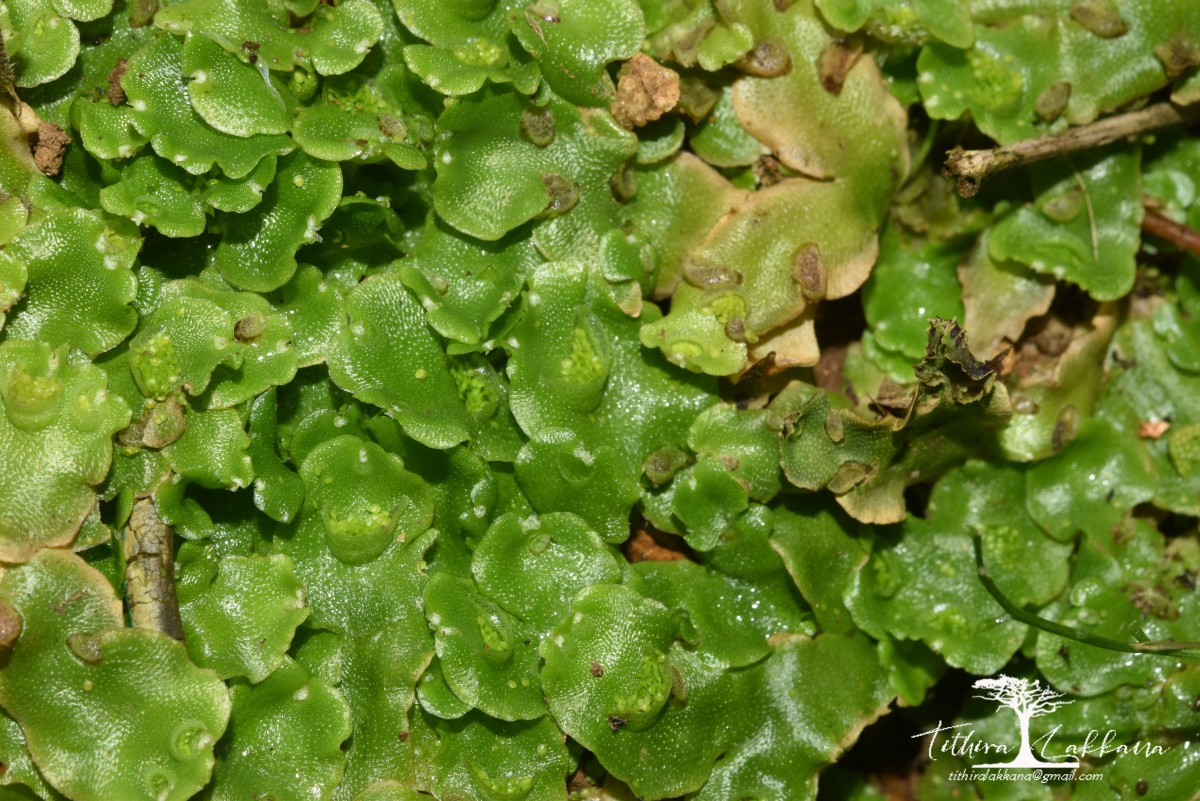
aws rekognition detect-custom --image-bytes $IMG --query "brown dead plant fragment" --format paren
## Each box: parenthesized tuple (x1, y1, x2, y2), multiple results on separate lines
(753, 154, 784, 186)
(32, 121, 70, 177)
(624, 525, 692, 563)
(870, 380, 914, 419)
(818, 38, 863, 96)
(943, 102, 1200, 197)
(568, 765, 595, 794)
(124, 497, 185, 640)
(1140, 420, 1171, 440)
(108, 59, 129, 106)
(612, 53, 680, 129)
(915, 318, 1009, 408)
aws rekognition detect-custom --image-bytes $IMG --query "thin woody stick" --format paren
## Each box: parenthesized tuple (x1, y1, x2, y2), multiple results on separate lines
(1142, 206, 1200, 258)
(943, 101, 1200, 197)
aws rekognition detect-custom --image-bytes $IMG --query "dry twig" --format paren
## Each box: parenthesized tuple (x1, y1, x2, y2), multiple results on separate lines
(943, 102, 1200, 197)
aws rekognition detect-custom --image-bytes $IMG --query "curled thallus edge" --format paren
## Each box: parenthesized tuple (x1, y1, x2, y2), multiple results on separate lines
(972, 531, 1200, 660)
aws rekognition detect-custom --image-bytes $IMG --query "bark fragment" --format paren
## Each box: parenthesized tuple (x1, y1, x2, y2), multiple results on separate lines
(611, 53, 680, 129)
(124, 498, 185, 640)
(32, 121, 70, 177)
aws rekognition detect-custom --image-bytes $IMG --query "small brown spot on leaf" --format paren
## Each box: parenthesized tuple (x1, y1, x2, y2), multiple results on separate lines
(1156, 32, 1200, 77)
(736, 39, 791, 78)
(520, 107, 555, 147)
(1070, 0, 1129, 38)
(818, 38, 862, 96)
(1136, 780, 1148, 795)
(398, 730, 410, 741)
(590, 661, 604, 677)
(235, 313, 268, 343)
(611, 53, 680, 129)
(32, 120, 70, 177)
(725, 316, 747, 343)
(0, 601, 22, 647)
(608, 715, 626, 731)
(642, 446, 689, 486)
(378, 115, 406, 141)
(792, 242, 825, 299)
(1034, 81, 1071, 122)
(539, 173, 580, 218)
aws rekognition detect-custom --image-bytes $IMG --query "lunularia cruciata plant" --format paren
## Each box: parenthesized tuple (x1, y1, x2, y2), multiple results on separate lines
(8, 0, 1200, 799)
